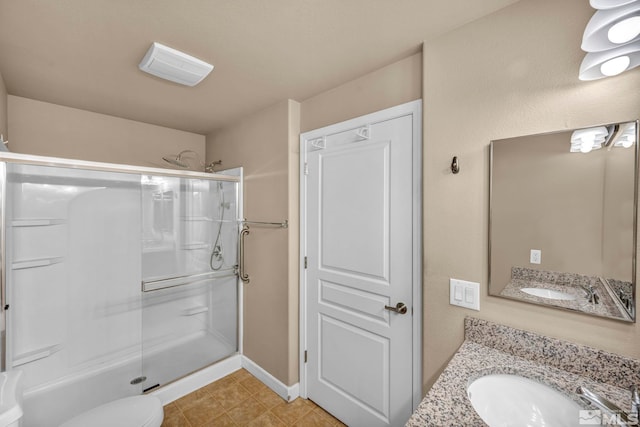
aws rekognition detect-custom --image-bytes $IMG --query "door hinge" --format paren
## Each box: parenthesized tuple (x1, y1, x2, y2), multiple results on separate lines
(304, 162, 309, 175)
(304, 350, 308, 363)
(304, 256, 307, 269)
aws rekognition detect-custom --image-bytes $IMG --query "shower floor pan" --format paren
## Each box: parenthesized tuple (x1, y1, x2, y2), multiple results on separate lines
(22, 332, 235, 427)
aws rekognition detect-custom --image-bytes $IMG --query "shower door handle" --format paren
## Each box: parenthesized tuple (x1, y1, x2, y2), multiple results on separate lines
(238, 225, 250, 283)
(384, 302, 408, 315)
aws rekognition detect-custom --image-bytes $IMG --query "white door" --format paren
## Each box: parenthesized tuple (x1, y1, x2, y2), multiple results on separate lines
(300, 101, 421, 427)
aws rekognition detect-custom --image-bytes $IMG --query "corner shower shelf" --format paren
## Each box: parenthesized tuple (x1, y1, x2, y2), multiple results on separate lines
(181, 306, 209, 316)
(11, 218, 66, 227)
(181, 242, 209, 250)
(180, 216, 214, 222)
(12, 256, 64, 270)
(13, 344, 62, 367)
(179, 217, 236, 224)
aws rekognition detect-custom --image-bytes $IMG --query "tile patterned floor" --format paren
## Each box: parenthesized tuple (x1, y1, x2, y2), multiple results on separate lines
(161, 369, 346, 427)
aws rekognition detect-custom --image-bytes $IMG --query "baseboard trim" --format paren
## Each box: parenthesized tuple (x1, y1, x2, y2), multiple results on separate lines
(241, 355, 300, 402)
(150, 353, 300, 405)
(151, 354, 242, 405)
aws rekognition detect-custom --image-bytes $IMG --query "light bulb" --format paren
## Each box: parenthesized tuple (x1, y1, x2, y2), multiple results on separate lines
(581, 139, 594, 153)
(600, 55, 631, 76)
(608, 16, 640, 44)
(622, 138, 634, 148)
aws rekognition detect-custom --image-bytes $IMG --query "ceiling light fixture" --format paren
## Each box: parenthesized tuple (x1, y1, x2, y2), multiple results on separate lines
(139, 42, 213, 87)
(590, 0, 638, 10)
(579, 40, 640, 79)
(579, 0, 640, 80)
(582, 1, 640, 51)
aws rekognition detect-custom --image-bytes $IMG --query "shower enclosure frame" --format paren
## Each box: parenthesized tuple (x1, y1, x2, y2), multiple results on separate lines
(0, 150, 243, 379)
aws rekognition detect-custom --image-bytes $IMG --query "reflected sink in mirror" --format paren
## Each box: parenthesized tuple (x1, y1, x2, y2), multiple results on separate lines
(489, 120, 638, 322)
(467, 374, 583, 427)
(521, 287, 576, 301)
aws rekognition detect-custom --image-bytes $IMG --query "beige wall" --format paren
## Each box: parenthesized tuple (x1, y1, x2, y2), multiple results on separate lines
(423, 0, 640, 393)
(8, 96, 204, 168)
(206, 99, 301, 386)
(602, 143, 636, 280)
(206, 54, 421, 386)
(0, 72, 7, 142)
(301, 52, 422, 132)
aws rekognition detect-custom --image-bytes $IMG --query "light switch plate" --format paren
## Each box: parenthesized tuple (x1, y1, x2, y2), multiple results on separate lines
(450, 278, 480, 311)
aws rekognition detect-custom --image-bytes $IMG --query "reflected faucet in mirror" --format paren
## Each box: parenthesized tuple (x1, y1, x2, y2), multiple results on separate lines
(489, 120, 638, 322)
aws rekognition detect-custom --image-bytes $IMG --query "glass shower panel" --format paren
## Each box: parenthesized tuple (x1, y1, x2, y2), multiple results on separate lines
(141, 177, 238, 390)
(4, 163, 143, 427)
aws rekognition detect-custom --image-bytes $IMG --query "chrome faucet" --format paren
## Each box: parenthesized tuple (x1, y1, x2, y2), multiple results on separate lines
(580, 285, 600, 304)
(577, 385, 639, 426)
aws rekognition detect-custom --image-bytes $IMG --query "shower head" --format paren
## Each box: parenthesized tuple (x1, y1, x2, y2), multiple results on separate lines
(162, 150, 222, 173)
(162, 150, 198, 169)
(162, 155, 189, 168)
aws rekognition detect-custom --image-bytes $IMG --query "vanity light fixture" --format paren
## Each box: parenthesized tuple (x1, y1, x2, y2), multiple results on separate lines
(579, 0, 640, 80)
(613, 122, 638, 148)
(139, 42, 213, 86)
(570, 126, 609, 153)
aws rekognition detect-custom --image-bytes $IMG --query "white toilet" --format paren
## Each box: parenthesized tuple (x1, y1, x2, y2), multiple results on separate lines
(0, 371, 164, 427)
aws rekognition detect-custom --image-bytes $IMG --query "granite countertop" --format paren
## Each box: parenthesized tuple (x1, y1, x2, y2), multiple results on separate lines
(406, 318, 640, 426)
(500, 278, 627, 319)
(499, 267, 630, 321)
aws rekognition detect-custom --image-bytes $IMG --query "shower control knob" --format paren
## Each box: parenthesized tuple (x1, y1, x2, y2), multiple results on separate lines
(384, 302, 408, 315)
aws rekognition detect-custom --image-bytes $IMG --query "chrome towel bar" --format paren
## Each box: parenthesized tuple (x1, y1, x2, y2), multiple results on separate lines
(238, 218, 288, 284)
(241, 219, 288, 228)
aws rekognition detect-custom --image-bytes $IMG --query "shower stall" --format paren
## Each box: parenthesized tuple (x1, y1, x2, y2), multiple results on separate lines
(0, 152, 241, 426)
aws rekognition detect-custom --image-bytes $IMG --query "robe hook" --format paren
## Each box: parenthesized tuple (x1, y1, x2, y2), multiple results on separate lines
(451, 156, 460, 174)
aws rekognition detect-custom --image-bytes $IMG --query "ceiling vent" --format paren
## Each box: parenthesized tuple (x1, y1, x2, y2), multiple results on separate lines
(139, 42, 213, 87)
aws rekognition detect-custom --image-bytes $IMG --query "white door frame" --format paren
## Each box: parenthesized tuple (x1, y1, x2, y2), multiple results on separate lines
(298, 100, 422, 412)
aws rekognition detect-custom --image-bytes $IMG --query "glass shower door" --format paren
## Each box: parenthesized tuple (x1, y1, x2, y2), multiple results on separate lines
(3, 163, 144, 427)
(140, 175, 239, 389)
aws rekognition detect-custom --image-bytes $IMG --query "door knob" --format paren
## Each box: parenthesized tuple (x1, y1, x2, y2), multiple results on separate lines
(384, 302, 408, 314)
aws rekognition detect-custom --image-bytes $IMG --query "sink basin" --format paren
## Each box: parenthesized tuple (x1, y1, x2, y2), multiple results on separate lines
(467, 374, 583, 427)
(521, 287, 576, 301)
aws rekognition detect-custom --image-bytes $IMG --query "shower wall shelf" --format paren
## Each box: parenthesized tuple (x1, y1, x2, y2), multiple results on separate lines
(180, 216, 214, 222)
(181, 306, 209, 316)
(12, 219, 66, 227)
(13, 344, 62, 367)
(180, 242, 209, 250)
(12, 257, 64, 270)
(141, 243, 175, 253)
(142, 268, 236, 292)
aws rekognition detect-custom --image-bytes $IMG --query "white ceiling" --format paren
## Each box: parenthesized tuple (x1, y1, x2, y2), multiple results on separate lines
(0, 0, 520, 135)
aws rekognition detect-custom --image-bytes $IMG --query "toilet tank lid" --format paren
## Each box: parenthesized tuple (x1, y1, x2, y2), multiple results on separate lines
(0, 371, 23, 424)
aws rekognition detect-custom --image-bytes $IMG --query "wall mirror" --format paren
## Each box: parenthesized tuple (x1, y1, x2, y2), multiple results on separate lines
(489, 120, 638, 322)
